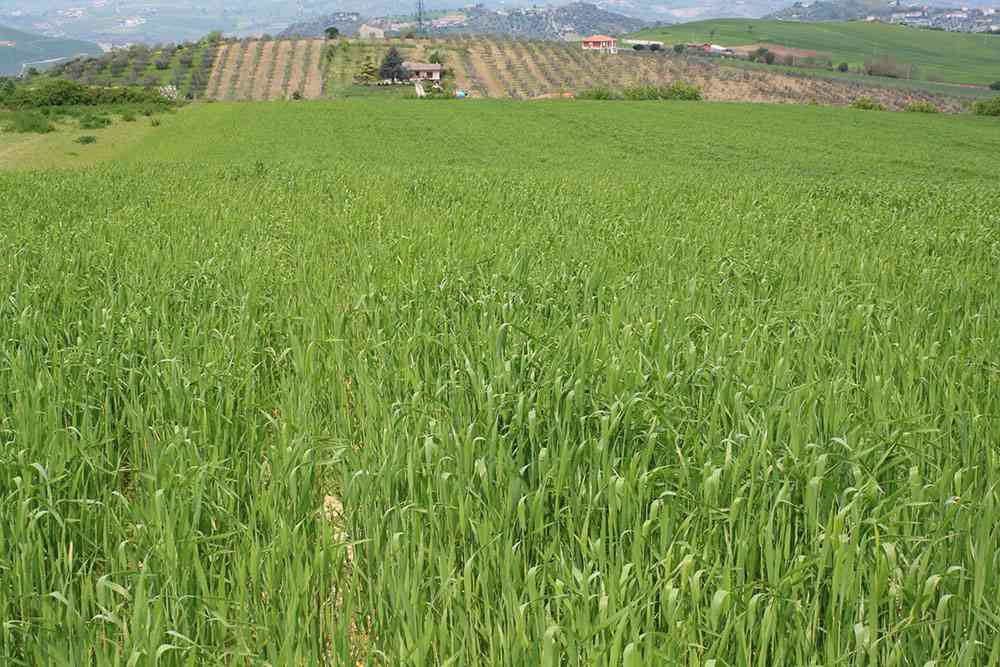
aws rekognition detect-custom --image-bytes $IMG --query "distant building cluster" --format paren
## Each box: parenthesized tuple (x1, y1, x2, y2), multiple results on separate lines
(873, 3, 1000, 32)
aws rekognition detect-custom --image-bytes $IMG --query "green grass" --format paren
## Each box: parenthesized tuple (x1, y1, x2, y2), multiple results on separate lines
(2, 100, 1000, 665)
(0, 24, 102, 76)
(634, 19, 1000, 85)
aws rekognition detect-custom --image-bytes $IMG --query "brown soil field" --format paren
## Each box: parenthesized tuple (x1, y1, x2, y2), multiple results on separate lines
(284, 41, 308, 99)
(302, 39, 325, 99)
(214, 42, 242, 101)
(268, 41, 295, 100)
(206, 43, 230, 98)
(250, 41, 277, 101)
(732, 43, 829, 60)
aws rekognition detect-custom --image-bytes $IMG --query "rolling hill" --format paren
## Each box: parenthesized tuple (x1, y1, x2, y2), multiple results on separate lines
(194, 37, 970, 111)
(633, 19, 1000, 85)
(0, 24, 101, 76)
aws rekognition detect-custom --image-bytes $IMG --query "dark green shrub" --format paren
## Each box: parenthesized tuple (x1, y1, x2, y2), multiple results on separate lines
(632, 44, 646, 51)
(990, 82, 1000, 91)
(4, 111, 55, 133)
(851, 96, 885, 111)
(79, 113, 111, 129)
(121, 110, 137, 122)
(905, 101, 939, 113)
(577, 86, 618, 100)
(622, 84, 659, 100)
(972, 97, 1000, 116)
(75, 135, 97, 144)
(838, 62, 849, 73)
(673, 43, 684, 54)
(660, 81, 702, 101)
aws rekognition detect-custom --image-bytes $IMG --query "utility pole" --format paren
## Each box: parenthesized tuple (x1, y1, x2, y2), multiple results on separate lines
(416, 0, 426, 34)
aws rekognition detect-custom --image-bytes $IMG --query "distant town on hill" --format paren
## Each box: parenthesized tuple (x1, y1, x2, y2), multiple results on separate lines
(767, 0, 1000, 31)
(279, 3, 647, 41)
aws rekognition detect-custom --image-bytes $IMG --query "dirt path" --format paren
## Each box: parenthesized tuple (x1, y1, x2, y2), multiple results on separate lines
(215, 42, 242, 101)
(251, 41, 277, 100)
(286, 40, 308, 98)
(206, 43, 230, 99)
(268, 41, 295, 100)
(450, 50, 473, 94)
(302, 39, 325, 99)
(466, 43, 505, 98)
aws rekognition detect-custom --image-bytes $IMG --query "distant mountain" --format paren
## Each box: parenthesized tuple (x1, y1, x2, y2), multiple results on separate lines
(280, 3, 647, 40)
(0, 24, 101, 75)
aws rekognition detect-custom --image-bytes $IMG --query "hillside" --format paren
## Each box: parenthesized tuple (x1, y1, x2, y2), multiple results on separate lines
(280, 3, 647, 41)
(2, 98, 1000, 665)
(43, 39, 221, 99)
(632, 19, 1000, 85)
(201, 36, 970, 111)
(0, 24, 101, 75)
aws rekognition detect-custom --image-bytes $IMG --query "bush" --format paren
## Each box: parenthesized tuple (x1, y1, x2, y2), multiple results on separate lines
(838, 62, 849, 73)
(632, 44, 646, 51)
(75, 135, 97, 144)
(622, 84, 658, 100)
(79, 113, 111, 129)
(990, 81, 1000, 91)
(649, 44, 662, 52)
(673, 43, 684, 54)
(905, 101, 938, 113)
(851, 96, 886, 111)
(3, 110, 55, 133)
(121, 110, 137, 122)
(972, 97, 1000, 116)
(660, 81, 702, 101)
(6, 79, 172, 109)
(576, 86, 618, 100)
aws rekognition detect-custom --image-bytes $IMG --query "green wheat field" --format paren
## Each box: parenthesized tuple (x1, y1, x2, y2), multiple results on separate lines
(2, 100, 999, 665)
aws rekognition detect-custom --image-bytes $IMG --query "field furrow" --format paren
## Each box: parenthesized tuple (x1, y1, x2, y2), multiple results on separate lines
(206, 43, 231, 99)
(268, 40, 295, 100)
(216, 41, 244, 101)
(302, 40, 325, 99)
(288, 40, 312, 97)
(251, 41, 277, 101)
(236, 41, 263, 101)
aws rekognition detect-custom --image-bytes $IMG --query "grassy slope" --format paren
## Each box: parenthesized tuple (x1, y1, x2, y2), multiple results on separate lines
(0, 24, 102, 76)
(2, 100, 1000, 664)
(634, 19, 1000, 85)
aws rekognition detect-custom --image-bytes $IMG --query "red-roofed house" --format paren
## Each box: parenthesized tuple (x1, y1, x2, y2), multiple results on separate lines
(582, 35, 618, 53)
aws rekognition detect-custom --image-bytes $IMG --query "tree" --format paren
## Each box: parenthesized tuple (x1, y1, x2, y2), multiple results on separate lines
(379, 47, 409, 81)
(990, 81, 1000, 91)
(428, 50, 444, 64)
(356, 57, 379, 84)
(325, 26, 340, 40)
(838, 62, 849, 73)
(633, 44, 646, 51)
(649, 43, 662, 52)
(0, 77, 17, 102)
(673, 43, 685, 54)
(204, 31, 223, 44)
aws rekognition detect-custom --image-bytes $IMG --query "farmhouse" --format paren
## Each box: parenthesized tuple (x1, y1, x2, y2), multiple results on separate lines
(581, 35, 618, 53)
(403, 61, 443, 82)
(359, 24, 385, 39)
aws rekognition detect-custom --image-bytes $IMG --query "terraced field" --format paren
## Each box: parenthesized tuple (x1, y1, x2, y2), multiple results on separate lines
(207, 37, 973, 110)
(206, 38, 325, 101)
